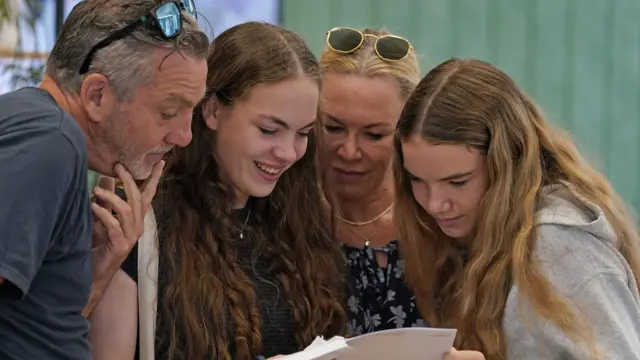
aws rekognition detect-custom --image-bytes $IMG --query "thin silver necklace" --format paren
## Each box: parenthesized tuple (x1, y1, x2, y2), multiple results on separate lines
(239, 209, 251, 239)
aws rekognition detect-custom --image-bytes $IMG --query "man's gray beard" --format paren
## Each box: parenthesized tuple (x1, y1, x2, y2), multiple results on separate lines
(100, 118, 148, 179)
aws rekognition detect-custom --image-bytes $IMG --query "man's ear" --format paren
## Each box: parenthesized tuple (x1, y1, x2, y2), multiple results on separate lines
(79, 74, 117, 123)
(202, 96, 221, 130)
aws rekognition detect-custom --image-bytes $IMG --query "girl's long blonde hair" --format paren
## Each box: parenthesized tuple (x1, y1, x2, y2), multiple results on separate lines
(394, 58, 640, 359)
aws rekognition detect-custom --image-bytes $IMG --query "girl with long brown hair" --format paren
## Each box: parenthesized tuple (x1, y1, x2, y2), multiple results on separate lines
(396, 57, 640, 359)
(88, 21, 346, 360)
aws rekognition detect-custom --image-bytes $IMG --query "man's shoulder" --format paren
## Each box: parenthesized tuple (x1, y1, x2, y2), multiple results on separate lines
(0, 87, 86, 161)
(0, 87, 88, 200)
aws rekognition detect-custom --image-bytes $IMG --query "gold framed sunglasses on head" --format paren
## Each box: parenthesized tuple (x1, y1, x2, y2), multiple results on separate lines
(325, 26, 413, 61)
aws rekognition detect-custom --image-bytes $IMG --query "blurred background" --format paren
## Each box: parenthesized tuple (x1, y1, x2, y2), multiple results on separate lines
(1, 0, 639, 215)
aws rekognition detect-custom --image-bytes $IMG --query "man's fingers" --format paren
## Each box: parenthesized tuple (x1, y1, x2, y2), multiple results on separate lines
(91, 221, 108, 249)
(90, 203, 131, 256)
(140, 160, 164, 211)
(114, 163, 142, 226)
(95, 176, 116, 210)
(93, 186, 132, 221)
(92, 187, 137, 241)
(90, 202, 121, 242)
(97, 175, 116, 191)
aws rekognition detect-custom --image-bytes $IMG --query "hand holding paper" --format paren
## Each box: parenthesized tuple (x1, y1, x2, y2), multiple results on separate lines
(444, 348, 485, 360)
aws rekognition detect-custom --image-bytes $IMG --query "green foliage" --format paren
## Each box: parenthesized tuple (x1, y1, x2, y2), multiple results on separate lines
(0, 0, 12, 23)
(0, 0, 47, 89)
(2, 62, 45, 87)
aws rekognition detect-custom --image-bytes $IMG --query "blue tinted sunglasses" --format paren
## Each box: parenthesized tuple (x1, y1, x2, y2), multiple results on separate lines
(79, 0, 197, 75)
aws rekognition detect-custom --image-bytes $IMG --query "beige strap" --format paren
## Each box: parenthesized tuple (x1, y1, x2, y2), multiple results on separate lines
(138, 208, 159, 360)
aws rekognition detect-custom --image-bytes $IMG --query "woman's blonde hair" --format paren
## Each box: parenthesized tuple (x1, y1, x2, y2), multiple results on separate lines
(319, 28, 420, 99)
(394, 57, 640, 359)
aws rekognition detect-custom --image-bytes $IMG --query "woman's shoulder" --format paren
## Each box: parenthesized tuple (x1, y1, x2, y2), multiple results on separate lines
(534, 183, 629, 275)
(531, 223, 636, 303)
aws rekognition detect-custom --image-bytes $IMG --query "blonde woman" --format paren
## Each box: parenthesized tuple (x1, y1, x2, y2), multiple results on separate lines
(395, 57, 640, 359)
(319, 27, 484, 360)
(319, 26, 422, 335)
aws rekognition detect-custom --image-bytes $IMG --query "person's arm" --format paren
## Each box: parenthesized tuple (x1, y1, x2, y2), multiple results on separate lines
(0, 130, 80, 301)
(89, 240, 139, 359)
(519, 225, 640, 359)
(88, 269, 138, 360)
(546, 272, 640, 358)
(84, 245, 131, 317)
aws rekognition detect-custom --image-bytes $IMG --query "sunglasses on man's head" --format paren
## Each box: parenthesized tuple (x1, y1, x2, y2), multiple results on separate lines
(79, 0, 197, 75)
(325, 27, 413, 62)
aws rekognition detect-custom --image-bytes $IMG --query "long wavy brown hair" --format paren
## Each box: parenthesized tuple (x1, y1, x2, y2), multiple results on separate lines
(154, 22, 347, 360)
(394, 58, 640, 359)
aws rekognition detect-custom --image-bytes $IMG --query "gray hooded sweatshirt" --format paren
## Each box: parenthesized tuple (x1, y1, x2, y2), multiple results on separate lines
(502, 184, 640, 359)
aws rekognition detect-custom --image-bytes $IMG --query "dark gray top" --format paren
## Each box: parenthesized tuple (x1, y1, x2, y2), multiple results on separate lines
(0, 87, 92, 359)
(122, 198, 298, 359)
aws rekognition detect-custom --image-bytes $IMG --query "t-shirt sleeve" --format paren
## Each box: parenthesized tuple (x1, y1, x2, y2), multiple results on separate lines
(0, 128, 83, 299)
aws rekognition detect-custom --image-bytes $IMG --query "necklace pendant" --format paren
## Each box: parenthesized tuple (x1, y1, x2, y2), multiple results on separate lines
(240, 232, 244, 239)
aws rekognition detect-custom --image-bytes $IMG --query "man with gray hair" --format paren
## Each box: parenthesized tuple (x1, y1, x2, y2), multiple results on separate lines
(0, 0, 209, 358)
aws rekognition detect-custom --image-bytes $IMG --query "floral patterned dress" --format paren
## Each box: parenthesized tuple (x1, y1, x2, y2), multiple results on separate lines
(344, 241, 428, 336)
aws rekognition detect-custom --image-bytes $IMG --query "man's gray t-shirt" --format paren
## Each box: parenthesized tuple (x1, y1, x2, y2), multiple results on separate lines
(0, 87, 92, 359)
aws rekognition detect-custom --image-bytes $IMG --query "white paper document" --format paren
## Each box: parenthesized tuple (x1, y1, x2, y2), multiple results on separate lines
(281, 327, 457, 360)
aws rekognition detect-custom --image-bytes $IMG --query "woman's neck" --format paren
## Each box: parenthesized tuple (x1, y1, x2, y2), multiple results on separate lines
(336, 186, 395, 224)
(233, 196, 248, 210)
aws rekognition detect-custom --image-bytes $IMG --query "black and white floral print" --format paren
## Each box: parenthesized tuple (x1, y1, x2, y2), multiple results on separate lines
(344, 241, 428, 336)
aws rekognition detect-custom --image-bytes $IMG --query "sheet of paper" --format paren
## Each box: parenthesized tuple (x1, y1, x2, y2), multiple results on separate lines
(280, 328, 456, 360)
(343, 327, 457, 360)
(280, 336, 349, 360)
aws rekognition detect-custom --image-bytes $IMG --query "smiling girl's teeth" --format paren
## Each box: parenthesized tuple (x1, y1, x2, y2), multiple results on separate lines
(256, 162, 281, 175)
